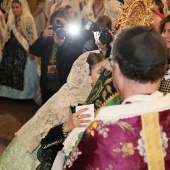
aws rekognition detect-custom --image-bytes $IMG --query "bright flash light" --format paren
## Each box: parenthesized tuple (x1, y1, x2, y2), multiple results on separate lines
(68, 24, 80, 35)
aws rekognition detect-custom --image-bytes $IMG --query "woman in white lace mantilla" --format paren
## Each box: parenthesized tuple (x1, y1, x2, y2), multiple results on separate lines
(0, 51, 106, 169)
(0, 0, 39, 99)
(81, 0, 109, 22)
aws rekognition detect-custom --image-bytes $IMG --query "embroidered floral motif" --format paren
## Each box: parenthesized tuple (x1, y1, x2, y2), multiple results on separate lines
(96, 121, 109, 138)
(102, 90, 107, 101)
(137, 126, 169, 163)
(87, 121, 98, 137)
(113, 142, 135, 157)
(105, 164, 114, 170)
(95, 99, 103, 108)
(160, 126, 168, 157)
(137, 131, 147, 162)
(115, 121, 135, 134)
(64, 147, 82, 168)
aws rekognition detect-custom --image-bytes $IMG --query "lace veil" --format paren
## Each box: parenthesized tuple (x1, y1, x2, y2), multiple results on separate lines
(16, 51, 94, 153)
(104, 0, 122, 29)
(7, 0, 37, 51)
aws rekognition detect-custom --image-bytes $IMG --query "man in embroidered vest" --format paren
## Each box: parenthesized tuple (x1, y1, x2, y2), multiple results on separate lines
(63, 26, 170, 170)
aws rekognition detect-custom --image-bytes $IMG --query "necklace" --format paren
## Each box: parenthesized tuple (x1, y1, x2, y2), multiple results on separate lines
(93, 4, 103, 18)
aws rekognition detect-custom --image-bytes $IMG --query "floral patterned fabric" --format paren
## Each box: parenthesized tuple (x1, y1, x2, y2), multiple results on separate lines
(64, 93, 170, 170)
(64, 111, 170, 170)
(0, 137, 40, 170)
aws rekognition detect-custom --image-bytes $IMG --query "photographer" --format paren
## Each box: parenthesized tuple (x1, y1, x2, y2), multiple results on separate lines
(30, 7, 84, 104)
(82, 15, 113, 58)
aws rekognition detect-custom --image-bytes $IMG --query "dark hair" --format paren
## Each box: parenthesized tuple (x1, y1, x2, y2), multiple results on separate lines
(49, 7, 70, 25)
(87, 52, 105, 72)
(65, 5, 72, 10)
(115, 57, 167, 83)
(160, 14, 170, 33)
(95, 15, 112, 30)
(113, 27, 167, 83)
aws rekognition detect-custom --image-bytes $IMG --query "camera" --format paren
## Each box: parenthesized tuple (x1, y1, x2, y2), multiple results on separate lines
(53, 20, 67, 39)
(99, 28, 113, 45)
(81, 18, 100, 32)
(82, 18, 113, 45)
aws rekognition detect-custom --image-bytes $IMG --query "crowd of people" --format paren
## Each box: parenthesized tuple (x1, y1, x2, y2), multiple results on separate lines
(0, 0, 170, 169)
(0, 0, 123, 104)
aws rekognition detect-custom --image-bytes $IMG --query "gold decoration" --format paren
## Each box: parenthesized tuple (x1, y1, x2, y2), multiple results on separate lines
(119, 0, 154, 28)
(113, 142, 135, 157)
(141, 112, 165, 170)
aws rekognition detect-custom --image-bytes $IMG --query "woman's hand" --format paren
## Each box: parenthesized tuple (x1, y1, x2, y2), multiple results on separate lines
(29, 53, 35, 60)
(53, 32, 65, 46)
(63, 108, 92, 133)
(43, 25, 54, 38)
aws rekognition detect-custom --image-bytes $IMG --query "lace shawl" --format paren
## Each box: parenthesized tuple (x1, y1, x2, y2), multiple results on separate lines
(16, 51, 93, 153)
(7, 0, 37, 51)
(104, 0, 122, 29)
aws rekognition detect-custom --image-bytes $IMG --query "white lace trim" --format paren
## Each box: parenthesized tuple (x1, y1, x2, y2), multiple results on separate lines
(96, 91, 170, 122)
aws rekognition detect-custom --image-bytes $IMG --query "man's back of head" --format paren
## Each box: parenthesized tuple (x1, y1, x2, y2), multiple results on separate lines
(111, 26, 168, 98)
(113, 26, 167, 82)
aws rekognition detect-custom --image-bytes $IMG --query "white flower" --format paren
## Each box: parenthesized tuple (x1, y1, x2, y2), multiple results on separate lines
(137, 126, 168, 163)
(137, 131, 147, 162)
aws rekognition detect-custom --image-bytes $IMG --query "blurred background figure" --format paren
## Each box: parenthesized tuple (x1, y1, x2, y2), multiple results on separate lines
(152, 0, 164, 15)
(50, 0, 85, 25)
(32, 0, 47, 35)
(0, 0, 10, 20)
(0, 0, 39, 100)
(159, 14, 170, 93)
(104, 0, 122, 30)
(44, 0, 61, 21)
(152, 0, 165, 32)
(81, 0, 108, 22)
(162, 0, 170, 16)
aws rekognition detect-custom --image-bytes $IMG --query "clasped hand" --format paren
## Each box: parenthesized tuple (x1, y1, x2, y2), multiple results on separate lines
(63, 108, 92, 133)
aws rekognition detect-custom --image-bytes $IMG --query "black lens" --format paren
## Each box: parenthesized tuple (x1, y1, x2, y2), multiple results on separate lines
(99, 28, 113, 45)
